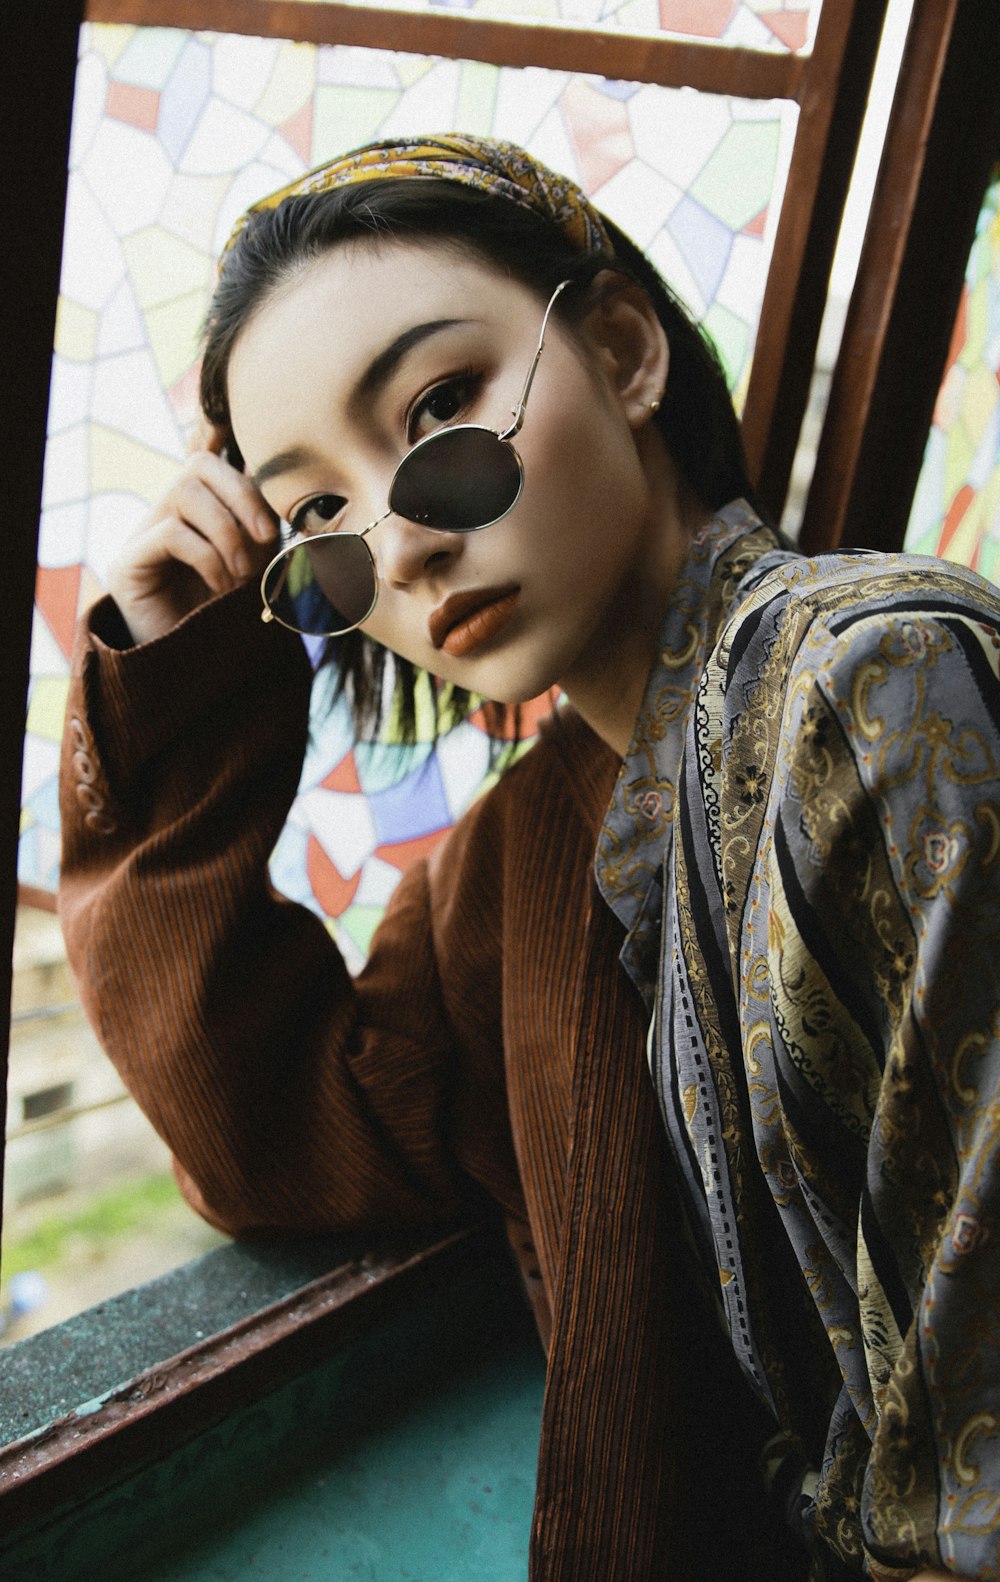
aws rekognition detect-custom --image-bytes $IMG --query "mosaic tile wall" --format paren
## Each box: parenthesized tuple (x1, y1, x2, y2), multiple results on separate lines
(23, 21, 799, 968)
(904, 170, 1000, 587)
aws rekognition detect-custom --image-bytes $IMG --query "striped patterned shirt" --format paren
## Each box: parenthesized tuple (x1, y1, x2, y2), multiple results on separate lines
(597, 502, 1000, 1579)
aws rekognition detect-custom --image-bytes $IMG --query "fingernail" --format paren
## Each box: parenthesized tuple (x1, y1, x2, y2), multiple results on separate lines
(257, 510, 277, 541)
(235, 548, 252, 578)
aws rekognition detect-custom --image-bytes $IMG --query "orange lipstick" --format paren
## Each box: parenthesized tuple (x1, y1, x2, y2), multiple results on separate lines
(432, 587, 521, 658)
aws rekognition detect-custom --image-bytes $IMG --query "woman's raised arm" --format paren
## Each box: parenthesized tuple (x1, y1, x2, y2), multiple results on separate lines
(57, 551, 512, 1240)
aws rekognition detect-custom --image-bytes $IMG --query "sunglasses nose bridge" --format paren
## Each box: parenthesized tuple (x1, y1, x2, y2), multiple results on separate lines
(359, 507, 392, 541)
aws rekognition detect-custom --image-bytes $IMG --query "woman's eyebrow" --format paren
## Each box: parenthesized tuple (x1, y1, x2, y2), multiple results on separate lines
(351, 317, 470, 411)
(251, 318, 476, 489)
(253, 445, 317, 489)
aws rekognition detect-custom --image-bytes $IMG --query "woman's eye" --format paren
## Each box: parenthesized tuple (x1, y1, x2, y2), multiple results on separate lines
(288, 494, 346, 536)
(409, 372, 481, 443)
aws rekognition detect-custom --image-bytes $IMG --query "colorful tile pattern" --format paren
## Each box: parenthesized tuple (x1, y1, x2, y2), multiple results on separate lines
(22, 22, 798, 967)
(904, 170, 1000, 588)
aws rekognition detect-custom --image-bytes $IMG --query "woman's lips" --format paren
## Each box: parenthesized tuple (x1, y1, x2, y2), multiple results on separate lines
(430, 585, 521, 658)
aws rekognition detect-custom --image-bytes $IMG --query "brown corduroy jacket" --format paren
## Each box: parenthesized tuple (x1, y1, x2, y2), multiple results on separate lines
(59, 583, 803, 1580)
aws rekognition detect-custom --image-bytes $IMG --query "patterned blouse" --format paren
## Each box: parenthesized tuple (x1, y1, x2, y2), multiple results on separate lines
(595, 500, 1000, 1580)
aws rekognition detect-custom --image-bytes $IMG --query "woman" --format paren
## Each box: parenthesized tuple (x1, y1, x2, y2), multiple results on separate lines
(58, 135, 998, 1581)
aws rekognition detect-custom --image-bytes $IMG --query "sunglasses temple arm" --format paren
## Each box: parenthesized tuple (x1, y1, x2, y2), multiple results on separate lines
(500, 279, 571, 442)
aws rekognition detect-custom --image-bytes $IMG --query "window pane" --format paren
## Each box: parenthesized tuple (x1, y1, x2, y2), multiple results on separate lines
(903, 167, 1000, 584)
(3, 906, 225, 1343)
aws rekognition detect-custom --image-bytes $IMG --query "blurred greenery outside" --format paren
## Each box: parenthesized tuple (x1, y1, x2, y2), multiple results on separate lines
(2, 1171, 183, 1281)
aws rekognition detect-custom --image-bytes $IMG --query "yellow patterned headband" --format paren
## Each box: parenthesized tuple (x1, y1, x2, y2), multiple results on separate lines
(221, 133, 614, 263)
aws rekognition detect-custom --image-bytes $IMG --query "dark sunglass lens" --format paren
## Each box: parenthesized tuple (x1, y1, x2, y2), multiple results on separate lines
(390, 428, 522, 532)
(263, 537, 376, 635)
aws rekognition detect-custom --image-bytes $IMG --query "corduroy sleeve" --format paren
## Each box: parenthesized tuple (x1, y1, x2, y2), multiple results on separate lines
(58, 583, 517, 1238)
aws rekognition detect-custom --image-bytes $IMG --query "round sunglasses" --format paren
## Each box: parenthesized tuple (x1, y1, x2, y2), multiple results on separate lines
(259, 279, 571, 638)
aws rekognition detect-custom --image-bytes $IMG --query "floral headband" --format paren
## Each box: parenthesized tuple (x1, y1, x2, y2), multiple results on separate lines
(221, 132, 615, 263)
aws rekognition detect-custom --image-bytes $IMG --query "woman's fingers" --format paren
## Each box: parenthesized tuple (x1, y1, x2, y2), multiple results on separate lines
(128, 511, 250, 597)
(184, 448, 278, 545)
(107, 445, 281, 644)
(166, 470, 268, 572)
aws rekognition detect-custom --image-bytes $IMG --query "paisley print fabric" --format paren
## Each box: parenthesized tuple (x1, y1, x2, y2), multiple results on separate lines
(597, 503, 1000, 1578)
(222, 133, 615, 264)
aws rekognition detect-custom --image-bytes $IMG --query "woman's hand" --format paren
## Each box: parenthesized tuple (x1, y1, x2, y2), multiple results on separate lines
(107, 418, 280, 645)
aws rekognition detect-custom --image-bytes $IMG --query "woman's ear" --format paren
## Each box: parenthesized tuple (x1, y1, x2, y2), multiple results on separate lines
(582, 271, 669, 430)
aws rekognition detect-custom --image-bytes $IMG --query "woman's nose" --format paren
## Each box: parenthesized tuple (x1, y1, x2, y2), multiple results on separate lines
(372, 509, 465, 590)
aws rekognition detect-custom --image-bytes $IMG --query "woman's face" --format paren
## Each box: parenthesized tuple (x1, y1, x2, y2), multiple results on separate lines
(228, 239, 679, 725)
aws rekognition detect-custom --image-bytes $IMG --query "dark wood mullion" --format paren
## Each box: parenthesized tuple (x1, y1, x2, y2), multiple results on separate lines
(739, 0, 888, 519)
(84, 0, 803, 97)
(798, 0, 1000, 556)
(1, 5, 86, 1238)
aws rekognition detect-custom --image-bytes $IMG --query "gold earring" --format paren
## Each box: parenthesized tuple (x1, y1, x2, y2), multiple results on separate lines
(649, 398, 661, 413)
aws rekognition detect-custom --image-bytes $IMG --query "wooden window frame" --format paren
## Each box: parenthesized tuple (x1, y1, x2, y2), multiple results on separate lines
(11, 0, 964, 1538)
(2, 5, 88, 1218)
(798, 0, 1000, 555)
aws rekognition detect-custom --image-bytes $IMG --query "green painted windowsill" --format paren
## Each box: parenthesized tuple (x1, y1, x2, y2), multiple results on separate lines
(1, 1232, 374, 1444)
(0, 1226, 545, 1582)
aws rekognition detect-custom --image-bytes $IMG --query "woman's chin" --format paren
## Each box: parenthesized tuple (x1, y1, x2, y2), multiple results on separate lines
(431, 651, 565, 710)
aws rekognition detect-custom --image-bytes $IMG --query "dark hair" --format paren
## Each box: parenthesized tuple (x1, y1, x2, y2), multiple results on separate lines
(201, 177, 755, 742)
